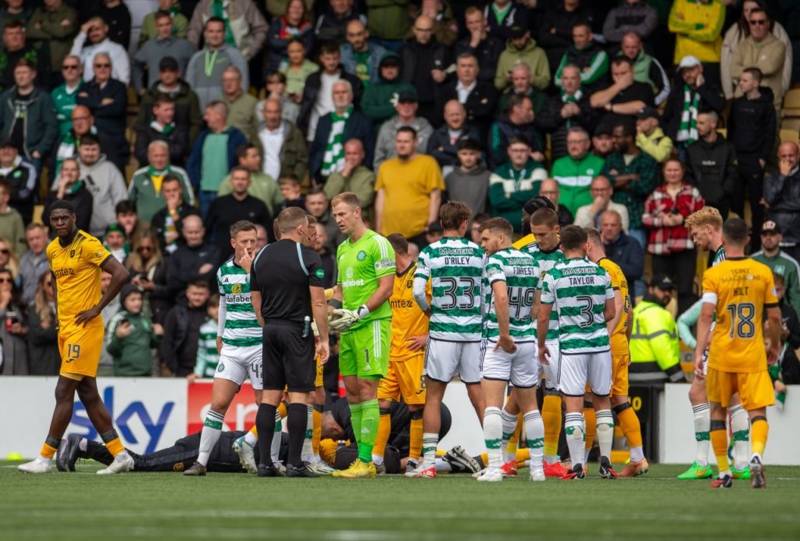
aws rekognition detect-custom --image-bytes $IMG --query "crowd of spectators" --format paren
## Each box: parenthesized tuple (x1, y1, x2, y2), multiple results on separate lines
(1, 0, 800, 383)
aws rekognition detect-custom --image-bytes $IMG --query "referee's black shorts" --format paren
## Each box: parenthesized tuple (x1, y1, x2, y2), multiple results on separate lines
(262, 320, 315, 392)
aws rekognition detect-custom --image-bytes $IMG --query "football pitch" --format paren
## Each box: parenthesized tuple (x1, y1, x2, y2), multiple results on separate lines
(1, 463, 798, 541)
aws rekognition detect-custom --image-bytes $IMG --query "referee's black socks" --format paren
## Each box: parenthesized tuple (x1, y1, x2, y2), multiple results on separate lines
(287, 403, 308, 468)
(256, 403, 277, 467)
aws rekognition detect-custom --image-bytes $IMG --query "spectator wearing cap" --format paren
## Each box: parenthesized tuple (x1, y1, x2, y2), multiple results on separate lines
(75, 135, 128, 237)
(574, 175, 630, 232)
(0, 59, 58, 175)
(753, 220, 800, 316)
(642, 158, 705, 314)
(76, 52, 129, 172)
(42, 157, 93, 233)
(373, 88, 433, 169)
(536, 0, 594, 73)
(69, 16, 130, 85)
(360, 54, 414, 126)
(629, 274, 683, 384)
(445, 138, 490, 215)
(591, 57, 654, 127)
(615, 32, 671, 107)
(538, 178, 574, 227)
(26, 0, 79, 76)
(540, 64, 596, 161)
(764, 142, 800, 262)
(592, 123, 616, 159)
(729, 7, 786, 111)
(603, 0, 658, 45)
(136, 56, 203, 145)
(298, 41, 362, 142)
(400, 15, 451, 123)
(0, 141, 37, 224)
(435, 52, 497, 139)
(187, 0, 268, 62)
(0, 21, 51, 90)
(489, 136, 547, 233)
(134, 94, 190, 167)
(187, 100, 247, 215)
(554, 21, 609, 95)
(601, 208, 644, 296)
(375, 126, 444, 243)
(455, 7, 504, 85)
(138, 0, 189, 48)
(323, 139, 375, 211)
(129, 141, 194, 223)
(309, 79, 372, 183)
(685, 110, 737, 219)
(635, 107, 673, 163)
(133, 10, 195, 92)
(263, 0, 313, 74)
(185, 17, 249, 109)
(427, 100, 481, 178)
(551, 126, 604, 217)
(495, 24, 550, 92)
(315, 0, 364, 45)
(728, 67, 776, 250)
(484, 0, 529, 43)
(662, 55, 724, 152)
(602, 121, 659, 248)
(220, 66, 258, 143)
(488, 94, 543, 169)
(668, 0, 724, 87)
(51, 55, 85, 140)
(340, 19, 386, 85)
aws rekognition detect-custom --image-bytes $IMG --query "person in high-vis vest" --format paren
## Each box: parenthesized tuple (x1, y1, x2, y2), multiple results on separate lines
(630, 274, 685, 383)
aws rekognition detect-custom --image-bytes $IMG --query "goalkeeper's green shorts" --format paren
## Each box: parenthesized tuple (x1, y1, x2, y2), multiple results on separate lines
(339, 318, 390, 378)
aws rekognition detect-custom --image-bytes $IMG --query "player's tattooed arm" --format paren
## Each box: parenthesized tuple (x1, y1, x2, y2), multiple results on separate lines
(75, 256, 130, 325)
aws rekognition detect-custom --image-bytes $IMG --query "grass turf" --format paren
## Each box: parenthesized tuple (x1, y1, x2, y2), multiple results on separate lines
(1, 462, 798, 541)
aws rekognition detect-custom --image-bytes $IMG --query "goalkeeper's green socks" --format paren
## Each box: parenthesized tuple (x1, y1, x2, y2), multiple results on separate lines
(349, 401, 363, 449)
(358, 399, 379, 463)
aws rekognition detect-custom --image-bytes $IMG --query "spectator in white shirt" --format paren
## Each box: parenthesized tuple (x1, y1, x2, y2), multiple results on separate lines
(69, 16, 130, 85)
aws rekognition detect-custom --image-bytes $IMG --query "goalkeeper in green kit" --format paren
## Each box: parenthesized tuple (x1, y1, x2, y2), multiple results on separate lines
(328, 192, 396, 478)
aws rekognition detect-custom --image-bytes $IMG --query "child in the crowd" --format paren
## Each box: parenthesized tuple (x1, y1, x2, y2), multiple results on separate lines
(103, 223, 128, 264)
(98, 271, 120, 376)
(280, 38, 318, 104)
(116, 200, 140, 238)
(106, 284, 163, 377)
(278, 176, 305, 210)
(193, 294, 220, 380)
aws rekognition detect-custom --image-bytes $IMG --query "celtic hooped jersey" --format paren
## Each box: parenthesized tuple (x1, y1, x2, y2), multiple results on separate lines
(217, 258, 261, 348)
(415, 237, 484, 341)
(483, 247, 538, 341)
(522, 244, 565, 340)
(541, 257, 614, 354)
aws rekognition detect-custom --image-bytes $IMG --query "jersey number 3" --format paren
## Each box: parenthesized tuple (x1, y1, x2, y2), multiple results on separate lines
(726, 302, 755, 339)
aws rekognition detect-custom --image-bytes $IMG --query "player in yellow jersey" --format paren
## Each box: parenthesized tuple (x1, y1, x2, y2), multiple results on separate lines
(18, 198, 132, 475)
(373, 234, 430, 473)
(694, 218, 781, 489)
(585, 228, 648, 476)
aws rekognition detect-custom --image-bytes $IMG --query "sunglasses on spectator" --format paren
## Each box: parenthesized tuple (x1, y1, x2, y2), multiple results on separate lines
(749, 19, 767, 25)
(0, 249, 9, 254)
(94, 63, 111, 68)
(62, 65, 80, 70)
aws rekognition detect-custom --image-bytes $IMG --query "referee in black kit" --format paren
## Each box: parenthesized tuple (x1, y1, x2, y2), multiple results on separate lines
(250, 207, 330, 477)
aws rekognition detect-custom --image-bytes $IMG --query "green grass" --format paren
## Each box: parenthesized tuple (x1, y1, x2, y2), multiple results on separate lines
(1, 462, 798, 541)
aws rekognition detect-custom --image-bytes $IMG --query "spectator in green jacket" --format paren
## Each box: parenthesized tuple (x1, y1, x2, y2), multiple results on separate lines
(494, 25, 550, 91)
(106, 285, 163, 377)
(26, 0, 78, 75)
(550, 126, 605, 217)
(488, 136, 547, 232)
(554, 21, 609, 94)
(753, 220, 800, 317)
(361, 54, 414, 126)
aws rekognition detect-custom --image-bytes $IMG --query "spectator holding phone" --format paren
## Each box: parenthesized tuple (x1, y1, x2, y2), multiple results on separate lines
(0, 266, 28, 374)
